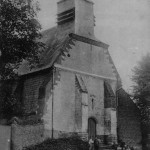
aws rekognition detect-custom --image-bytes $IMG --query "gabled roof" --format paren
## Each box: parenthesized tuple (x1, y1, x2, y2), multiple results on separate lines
(17, 21, 121, 83)
(18, 23, 75, 75)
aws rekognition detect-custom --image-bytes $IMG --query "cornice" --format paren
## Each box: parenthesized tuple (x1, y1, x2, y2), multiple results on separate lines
(69, 33, 109, 49)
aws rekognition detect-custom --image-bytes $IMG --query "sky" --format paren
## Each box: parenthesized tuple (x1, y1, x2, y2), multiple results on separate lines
(37, 0, 150, 92)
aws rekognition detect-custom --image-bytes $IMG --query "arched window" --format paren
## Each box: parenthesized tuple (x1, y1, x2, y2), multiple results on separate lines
(38, 86, 46, 116)
(38, 87, 45, 99)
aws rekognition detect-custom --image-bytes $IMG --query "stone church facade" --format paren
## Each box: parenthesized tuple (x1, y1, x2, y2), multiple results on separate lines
(11, 0, 121, 144)
(17, 0, 120, 143)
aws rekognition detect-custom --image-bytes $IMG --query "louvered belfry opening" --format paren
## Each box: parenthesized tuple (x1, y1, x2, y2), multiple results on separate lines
(57, 7, 75, 25)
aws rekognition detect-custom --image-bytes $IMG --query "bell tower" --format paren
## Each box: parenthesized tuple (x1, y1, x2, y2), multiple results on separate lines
(57, 0, 95, 38)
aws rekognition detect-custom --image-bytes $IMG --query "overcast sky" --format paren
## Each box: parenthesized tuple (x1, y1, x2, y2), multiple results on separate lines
(37, 0, 150, 92)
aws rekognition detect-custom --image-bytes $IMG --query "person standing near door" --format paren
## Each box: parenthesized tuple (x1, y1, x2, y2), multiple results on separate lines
(94, 136, 100, 150)
(89, 137, 94, 150)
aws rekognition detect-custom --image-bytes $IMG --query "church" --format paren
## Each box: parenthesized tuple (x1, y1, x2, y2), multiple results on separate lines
(0, 1, 145, 150)
(16, 0, 121, 144)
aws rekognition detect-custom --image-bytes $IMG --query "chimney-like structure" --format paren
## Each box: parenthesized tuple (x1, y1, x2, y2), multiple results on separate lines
(57, 0, 94, 38)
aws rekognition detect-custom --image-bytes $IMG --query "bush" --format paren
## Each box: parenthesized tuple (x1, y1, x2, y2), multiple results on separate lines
(24, 136, 89, 150)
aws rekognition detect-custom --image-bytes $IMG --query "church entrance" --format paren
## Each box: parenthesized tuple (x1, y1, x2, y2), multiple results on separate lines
(88, 118, 96, 139)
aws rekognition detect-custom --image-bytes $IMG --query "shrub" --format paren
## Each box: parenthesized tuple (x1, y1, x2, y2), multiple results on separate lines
(24, 136, 89, 150)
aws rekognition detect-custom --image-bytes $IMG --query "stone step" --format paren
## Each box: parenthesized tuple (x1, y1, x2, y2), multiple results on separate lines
(99, 144, 112, 150)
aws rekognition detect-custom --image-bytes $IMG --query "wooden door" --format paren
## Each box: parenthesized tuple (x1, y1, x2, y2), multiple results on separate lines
(88, 118, 96, 139)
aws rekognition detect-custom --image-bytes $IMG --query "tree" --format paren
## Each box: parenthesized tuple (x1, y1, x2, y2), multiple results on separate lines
(0, 0, 44, 120)
(132, 53, 150, 125)
(0, 0, 44, 80)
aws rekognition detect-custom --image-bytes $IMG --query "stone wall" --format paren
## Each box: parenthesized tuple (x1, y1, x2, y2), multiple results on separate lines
(0, 125, 11, 150)
(61, 40, 116, 80)
(11, 123, 44, 150)
(118, 89, 142, 150)
(22, 71, 52, 115)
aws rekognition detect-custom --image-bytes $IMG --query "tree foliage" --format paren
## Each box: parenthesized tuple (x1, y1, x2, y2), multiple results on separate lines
(132, 53, 150, 125)
(0, 81, 22, 119)
(0, 0, 44, 80)
(0, 0, 44, 120)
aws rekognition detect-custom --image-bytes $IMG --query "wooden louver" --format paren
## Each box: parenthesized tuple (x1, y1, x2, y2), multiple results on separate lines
(57, 7, 75, 25)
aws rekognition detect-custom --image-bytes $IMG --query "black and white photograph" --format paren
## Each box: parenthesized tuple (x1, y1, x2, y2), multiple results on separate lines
(0, 0, 150, 150)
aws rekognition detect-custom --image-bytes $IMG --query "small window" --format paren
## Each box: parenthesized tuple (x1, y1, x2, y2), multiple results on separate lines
(38, 87, 45, 99)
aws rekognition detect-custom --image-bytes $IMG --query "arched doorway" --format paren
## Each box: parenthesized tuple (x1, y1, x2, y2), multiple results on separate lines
(88, 118, 97, 139)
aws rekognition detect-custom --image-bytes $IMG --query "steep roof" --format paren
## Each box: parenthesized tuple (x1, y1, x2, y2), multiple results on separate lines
(18, 22, 74, 75)
(18, 22, 121, 84)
